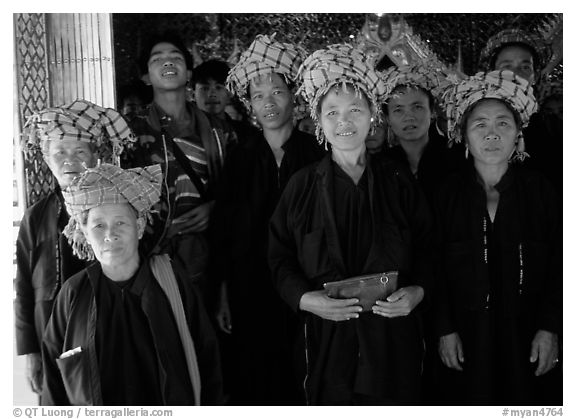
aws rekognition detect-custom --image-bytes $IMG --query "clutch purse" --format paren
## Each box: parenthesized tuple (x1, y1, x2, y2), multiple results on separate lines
(323, 271, 398, 311)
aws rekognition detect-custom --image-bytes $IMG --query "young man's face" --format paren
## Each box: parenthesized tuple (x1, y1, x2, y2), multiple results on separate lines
(194, 79, 230, 117)
(494, 45, 536, 85)
(144, 42, 191, 92)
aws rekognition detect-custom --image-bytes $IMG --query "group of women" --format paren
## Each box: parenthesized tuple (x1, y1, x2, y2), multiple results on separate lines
(16, 27, 561, 406)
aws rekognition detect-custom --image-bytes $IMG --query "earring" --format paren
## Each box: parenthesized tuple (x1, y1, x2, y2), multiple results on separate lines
(511, 132, 529, 162)
(465, 146, 469, 160)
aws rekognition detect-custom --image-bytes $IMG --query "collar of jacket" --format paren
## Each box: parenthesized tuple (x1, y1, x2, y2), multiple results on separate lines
(466, 161, 517, 195)
(85, 256, 151, 298)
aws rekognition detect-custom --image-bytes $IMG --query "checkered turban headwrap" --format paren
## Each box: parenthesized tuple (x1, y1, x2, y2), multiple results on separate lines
(62, 163, 162, 260)
(297, 44, 389, 143)
(479, 28, 551, 72)
(22, 99, 136, 165)
(226, 34, 308, 109)
(378, 64, 460, 106)
(441, 70, 538, 148)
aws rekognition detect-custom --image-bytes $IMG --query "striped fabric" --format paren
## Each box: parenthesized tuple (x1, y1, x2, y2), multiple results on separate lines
(22, 99, 136, 165)
(149, 254, 202, 406)
(226, 34, 307, 106)
(62, 163, 163, 260)
(440, 70, 538, 146)
(156, 137, 209, 218)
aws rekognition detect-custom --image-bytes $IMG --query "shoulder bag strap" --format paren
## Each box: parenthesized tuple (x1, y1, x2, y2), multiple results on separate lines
(149, 254, 202, 405)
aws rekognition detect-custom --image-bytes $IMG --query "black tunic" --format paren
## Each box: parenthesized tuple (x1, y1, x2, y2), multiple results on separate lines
(269, 153, 434, 404)
(96, 272, 164, 405)
(433, 165, 562, 404)
(209, 128, 325, 404)
(378, 129, 465, 203)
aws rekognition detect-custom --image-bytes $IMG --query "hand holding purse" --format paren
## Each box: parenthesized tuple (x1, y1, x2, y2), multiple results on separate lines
(323, 271, 399, 311)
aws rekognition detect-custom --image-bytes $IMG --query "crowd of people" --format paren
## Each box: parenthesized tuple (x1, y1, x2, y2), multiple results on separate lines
(15, 25, 562, 406)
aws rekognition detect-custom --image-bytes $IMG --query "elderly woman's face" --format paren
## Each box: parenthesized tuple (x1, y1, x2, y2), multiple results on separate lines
(320, 86, 371, 153)
(83, 203, 144, 269)
(45, 139, 97, 188)
(465, 99, 519, 166)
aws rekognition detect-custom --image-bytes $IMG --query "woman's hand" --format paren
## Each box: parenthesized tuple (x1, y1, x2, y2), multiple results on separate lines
(371, 286, 424, 318)
(530, 330, 559, 376)
(299, 290, 363, 321)
(439, 332, 464, 371)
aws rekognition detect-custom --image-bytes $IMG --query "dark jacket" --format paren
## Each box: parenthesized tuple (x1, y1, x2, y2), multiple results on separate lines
(15, 189, 85, 355)
(432, 165, 562, 403)
(434, 165, 561, 337)
(268, 153, 434, 403)
(378, 130, 465, 203)
(208, 127, 324, 403)
(41, 260, 223, 406)
(125, 101, 221, 282)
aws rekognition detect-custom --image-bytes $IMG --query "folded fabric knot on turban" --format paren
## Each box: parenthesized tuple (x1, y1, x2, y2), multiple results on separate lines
(22, 99, 136, 165)
(441, 70, 538, 150)
(378, 64, 459, 104)
(62, 163, 163, 260)
(226, 33, 307, 107)
(297, 44, 388, 143)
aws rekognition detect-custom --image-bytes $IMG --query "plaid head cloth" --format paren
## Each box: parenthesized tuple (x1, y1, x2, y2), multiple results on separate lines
(440, 70, 538, 146)
(62, 163, 163, 260)
(378, 64, 460, 105)
(22, 99, 136, 165)
(297, 44, 389, 142)
(226, 34, 308, 106)
(479, 28, 551, 72)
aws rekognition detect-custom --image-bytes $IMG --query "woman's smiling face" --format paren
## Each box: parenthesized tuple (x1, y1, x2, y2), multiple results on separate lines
(319, 85, 371, 153)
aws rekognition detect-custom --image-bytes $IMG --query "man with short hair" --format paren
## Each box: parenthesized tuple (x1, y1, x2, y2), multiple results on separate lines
(127, 32, 223, 288)
(210, 34, 325, 404)
(480, 28, 562, 193)
(192, 59, 253, 155)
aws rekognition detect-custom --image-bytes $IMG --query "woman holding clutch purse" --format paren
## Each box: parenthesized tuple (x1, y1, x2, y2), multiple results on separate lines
(434, 70, 561, 403)
(268, 45, 434, 405)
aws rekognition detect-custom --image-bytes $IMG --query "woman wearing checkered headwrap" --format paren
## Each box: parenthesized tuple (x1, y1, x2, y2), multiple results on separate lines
(211, 34, 325, 404)
(433, 70, 561, 404)
(15, 99, 135, 400)
(376, 64, 465, 203)
(479, 28, 562, 193)
(42, 163, 223, 406)
(268, 44, 434, 404)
